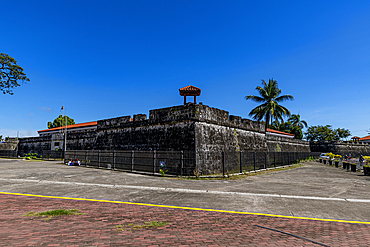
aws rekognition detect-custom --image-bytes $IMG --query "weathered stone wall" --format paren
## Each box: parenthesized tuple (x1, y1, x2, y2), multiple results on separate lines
(194, 122, 267, 174)
(18, 136, 51, 155)
(95, 121, 196, 151)
(0, 138, 19, 151)
(16, 103, 311, 174)
(310, 141, 370, 155)
(267, 135, 311, 153)
(66, 131, 97, 150)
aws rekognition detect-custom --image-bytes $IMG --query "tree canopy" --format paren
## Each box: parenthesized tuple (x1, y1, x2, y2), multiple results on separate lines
(245, 78, 294, 132)
(288, 114, 308, 129)
(269, 120, 304, 139)
(0, 53, 30, 95)
(304, 125, 351, 141)
(48, 115, 75, 129)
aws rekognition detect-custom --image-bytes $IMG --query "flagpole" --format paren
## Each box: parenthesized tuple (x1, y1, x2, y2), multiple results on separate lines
(64, 107, 67, 162)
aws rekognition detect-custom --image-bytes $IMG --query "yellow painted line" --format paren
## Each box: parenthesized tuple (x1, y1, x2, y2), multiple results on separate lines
(1, 191, 370, 225)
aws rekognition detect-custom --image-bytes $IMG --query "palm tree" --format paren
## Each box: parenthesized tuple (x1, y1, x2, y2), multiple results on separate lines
(288, 114, 308, 129)
(245, 78, 294, 132)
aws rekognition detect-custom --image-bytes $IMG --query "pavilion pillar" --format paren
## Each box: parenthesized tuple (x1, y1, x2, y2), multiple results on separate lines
(184, 95, 187, 104)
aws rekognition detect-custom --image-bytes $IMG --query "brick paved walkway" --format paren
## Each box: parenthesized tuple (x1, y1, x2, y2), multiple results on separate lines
(1, 194, 370, 246)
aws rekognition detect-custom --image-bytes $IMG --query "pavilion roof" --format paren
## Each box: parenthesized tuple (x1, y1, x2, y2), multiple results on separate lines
(179, 85, 201, 96)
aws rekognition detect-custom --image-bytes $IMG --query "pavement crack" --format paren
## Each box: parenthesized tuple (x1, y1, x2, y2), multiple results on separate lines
(280, 195, 295, 216)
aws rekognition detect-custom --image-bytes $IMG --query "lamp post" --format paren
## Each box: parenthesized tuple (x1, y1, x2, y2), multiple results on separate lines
(64, 108, 67, 161)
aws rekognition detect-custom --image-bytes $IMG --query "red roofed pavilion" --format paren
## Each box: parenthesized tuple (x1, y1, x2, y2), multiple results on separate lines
(179, 85, 201, 104)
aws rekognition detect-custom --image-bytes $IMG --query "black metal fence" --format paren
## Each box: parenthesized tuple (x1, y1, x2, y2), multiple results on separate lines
(41, 150, 64, 160)
(64, 150, 196, 176)
(0, 150, 17, 158)
(0, 149, 320, 176)
(0, 150, 64, 160)
(64, 150, 321, 176)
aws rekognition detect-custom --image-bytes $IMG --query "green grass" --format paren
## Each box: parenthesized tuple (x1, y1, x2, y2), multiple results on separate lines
(24, 209, 83, 220)
(115, 221, 169, 231)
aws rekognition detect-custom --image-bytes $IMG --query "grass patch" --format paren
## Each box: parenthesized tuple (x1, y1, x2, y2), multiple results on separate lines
(178, 163, 304, 180)
(23, 209, 83, 220)
(115, 221, 169, 231)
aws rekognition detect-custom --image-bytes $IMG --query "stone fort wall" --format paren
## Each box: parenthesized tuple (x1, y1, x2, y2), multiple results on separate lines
(17, 103, 312, 174)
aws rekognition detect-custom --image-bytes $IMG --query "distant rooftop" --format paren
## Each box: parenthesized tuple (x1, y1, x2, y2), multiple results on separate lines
(38, 121, 98, 133)
(266, 128, 295, 138)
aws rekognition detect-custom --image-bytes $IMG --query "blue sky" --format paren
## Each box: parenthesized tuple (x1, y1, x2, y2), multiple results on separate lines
(1, 0, 370, 138)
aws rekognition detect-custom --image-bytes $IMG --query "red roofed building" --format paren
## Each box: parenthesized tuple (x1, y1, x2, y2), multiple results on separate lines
(266, 128, 295, 138)
(359, 135, 370, 143)
(38, 121, 98, 150)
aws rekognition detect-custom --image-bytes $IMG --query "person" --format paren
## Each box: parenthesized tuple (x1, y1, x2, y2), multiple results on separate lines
(76, 159, 81, 166)
(359, 155, 364, 166)
(68, 160, 73, 166)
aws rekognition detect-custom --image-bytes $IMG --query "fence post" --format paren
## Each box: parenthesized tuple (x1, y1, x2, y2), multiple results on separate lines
(222, 151, 225, 177)
(85, 150, 88, 167)
(131, 150, 134, 172)
(274, 152, 276, 167)
(281, 152, 283, 166)
(253, 152, 256, 171)
(288, 152, 290, 165)
(153, 150, 156, 175)
(264, 152, 267, 169)
(113, 151, 116, 170)
(98, 150, 101, 168)
(240, 151, 242, 173)
(180, 151, 184, 176)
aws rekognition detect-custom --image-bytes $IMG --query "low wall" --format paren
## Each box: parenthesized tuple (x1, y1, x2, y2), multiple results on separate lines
(0, 138, 19, 151)
(18, 136, 51, 155)
(267, 135, 311, 153)
(310, 142, 370, 156)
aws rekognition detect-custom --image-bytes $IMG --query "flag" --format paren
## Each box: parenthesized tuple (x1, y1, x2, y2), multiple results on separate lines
(61, 106, 64, 110)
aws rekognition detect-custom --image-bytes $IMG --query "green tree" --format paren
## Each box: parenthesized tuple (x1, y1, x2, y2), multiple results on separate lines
(304, 125, 351, 141)
(245, 78, 294, 132)
(0, 53, 30, 95)
(335, 128, 351, 140)
(48, 115, 75, 129)
(288, 114, 308, 129)
(269, 120, 303, 139)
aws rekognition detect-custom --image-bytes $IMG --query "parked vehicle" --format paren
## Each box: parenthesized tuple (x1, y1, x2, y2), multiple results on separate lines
(320, 153, 330, 159)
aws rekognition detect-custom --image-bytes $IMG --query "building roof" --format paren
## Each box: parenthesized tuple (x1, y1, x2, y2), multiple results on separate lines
(351, 136, 361, 139)
(359, 135, 370, 141)
(179, 85, 201, 96)
(38, 121, 98, 133)
(266, 128, 295, 137)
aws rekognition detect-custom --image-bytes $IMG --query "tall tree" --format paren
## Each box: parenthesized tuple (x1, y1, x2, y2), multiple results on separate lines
(245, 78, 294, 132)
(48, 115, 75, 129)
(0, 53, 30, 95)
(288, 114, 308, 129)
(304, 125, 351, 141)
(335, 128, 351, 140)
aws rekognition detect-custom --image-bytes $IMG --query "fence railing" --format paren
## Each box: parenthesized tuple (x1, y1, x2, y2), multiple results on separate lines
(0, 150, 18, 158)
(0, 149, 321, 176)
(0, 150, 64, 160)
(64, 150, 321, 176)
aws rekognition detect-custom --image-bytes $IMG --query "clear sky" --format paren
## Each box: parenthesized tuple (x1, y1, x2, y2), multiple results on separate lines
(1, 0, 370, 138)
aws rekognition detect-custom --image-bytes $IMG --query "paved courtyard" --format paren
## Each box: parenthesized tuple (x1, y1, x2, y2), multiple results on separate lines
(1, 159, 370, 246)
